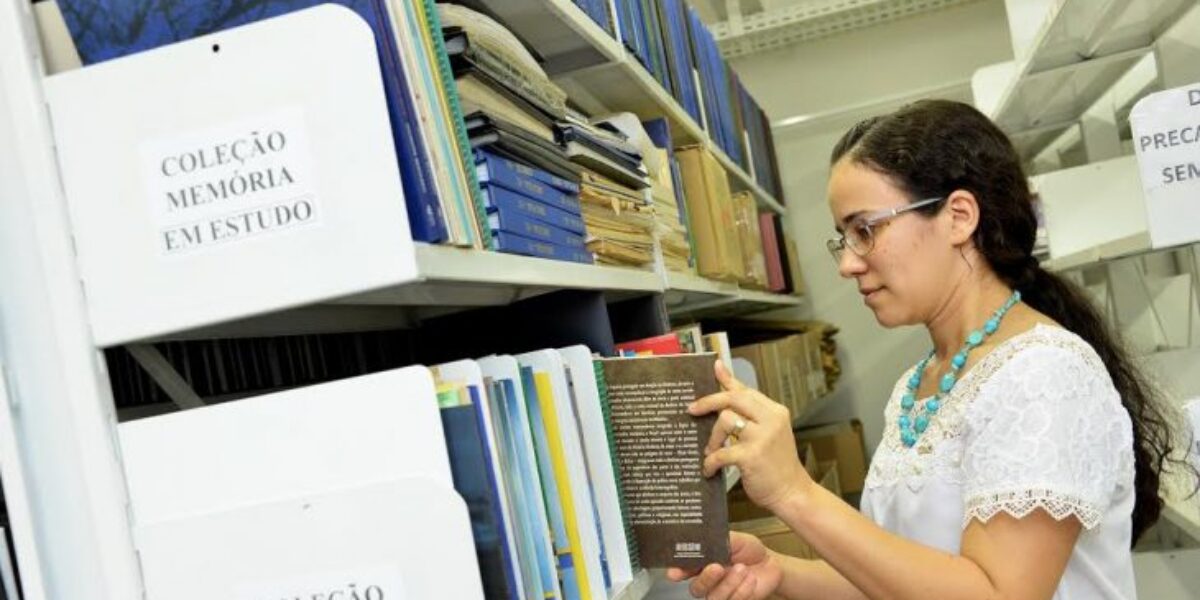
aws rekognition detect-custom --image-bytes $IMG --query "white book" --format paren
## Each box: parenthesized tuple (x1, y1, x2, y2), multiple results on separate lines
(477, 355, 562, 600)
(517, 349, 607, 600)
(558, 345, 635, 591)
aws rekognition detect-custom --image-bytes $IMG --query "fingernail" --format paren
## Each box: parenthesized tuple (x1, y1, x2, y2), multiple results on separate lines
(686, 402, 697, 414)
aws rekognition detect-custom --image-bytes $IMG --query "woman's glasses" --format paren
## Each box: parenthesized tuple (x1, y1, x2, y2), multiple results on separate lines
(826, 196, 945, 263)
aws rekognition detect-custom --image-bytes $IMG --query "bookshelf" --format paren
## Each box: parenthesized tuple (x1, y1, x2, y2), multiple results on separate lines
(975, 0, 1193, 160)
(465, 0, 789, 215)
(0, 3, 811, 599)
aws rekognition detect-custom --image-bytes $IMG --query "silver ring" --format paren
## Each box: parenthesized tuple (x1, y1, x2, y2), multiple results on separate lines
(730, 417, 747, 439)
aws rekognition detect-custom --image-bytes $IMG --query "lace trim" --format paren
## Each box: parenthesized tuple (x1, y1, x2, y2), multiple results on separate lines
(963, 488, 1103, 530)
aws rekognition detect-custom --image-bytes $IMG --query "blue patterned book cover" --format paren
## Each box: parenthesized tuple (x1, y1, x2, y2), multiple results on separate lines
(55, 0, 449, 243)
(521, 367, 582, 600)
(485, 185, 586, 236)
(439, 388, 519, 599)
(500, 377, 561, 600)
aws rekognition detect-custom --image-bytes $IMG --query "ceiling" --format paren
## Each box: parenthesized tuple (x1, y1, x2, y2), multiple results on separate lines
(692, 0, 989, 58)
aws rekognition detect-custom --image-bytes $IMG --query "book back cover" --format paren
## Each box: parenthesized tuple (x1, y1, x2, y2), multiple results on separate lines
(595, 353, 730, 569)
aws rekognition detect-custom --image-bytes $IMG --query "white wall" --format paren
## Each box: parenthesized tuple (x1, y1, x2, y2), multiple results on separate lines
(730, 0, 1014, 454)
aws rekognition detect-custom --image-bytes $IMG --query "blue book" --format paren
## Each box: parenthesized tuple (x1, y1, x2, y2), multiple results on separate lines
(440, 386, 519, 599)
(494, 231, 593, 265)
(487, 380, 547, 600)
(476, 155, 582, 216)
(484, 185, 586, 235)
(55, 0, 449, 244)
(476, 149, 581, 197)
(661, 0, 702, 124)
(521, 367, 582, 600)
(488, 205, 586, 250)
(499, 377, 560, 600)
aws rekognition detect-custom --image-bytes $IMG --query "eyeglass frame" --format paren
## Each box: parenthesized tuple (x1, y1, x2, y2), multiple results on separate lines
(826, 196, 946, 262)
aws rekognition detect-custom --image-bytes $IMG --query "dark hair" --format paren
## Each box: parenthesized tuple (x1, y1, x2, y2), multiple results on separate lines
(832, 99, 1193, 543)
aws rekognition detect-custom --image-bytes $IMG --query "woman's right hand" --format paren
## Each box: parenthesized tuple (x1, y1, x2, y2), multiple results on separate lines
(665, 532, 783, 600)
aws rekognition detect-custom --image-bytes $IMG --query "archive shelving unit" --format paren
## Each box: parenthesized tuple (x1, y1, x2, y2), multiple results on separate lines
(992, 1, 1200, 545)
(0, 1, 808, 599)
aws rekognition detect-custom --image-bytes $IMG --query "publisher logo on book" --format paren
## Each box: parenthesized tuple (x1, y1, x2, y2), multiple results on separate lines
(675, 541, 704, 560)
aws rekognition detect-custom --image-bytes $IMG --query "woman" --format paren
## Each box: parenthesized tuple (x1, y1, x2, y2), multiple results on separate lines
(671, 100, 1189, 600)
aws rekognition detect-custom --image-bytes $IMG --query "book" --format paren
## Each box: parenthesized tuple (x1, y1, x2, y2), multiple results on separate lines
(476, 149, 581, 196)
(677, 145, 742, 281)
(476, 151, 582, 215)
(486, 200, 587, 250)
(485, 185, 586, 235)
(478, 357, 563, 600)
(434, 360, 524, 599)
(518, 351, 607, 600)
(437, 386, 520, 599)
(493, 231, 593, 264)
(593, 353, 730, 569)
(558, 345, 636, 591)
(519, 367, 584, 600)
(615, 333, 684, 356)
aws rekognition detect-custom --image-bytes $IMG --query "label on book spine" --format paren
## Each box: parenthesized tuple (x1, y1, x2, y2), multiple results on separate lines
(140, 107, 321, 257)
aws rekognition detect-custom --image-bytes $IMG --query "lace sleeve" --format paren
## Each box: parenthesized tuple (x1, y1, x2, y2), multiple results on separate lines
(960, 341, 1133, 530)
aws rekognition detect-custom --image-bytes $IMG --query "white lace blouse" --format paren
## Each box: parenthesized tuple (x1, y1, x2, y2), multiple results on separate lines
(861, 324, 1138, 599)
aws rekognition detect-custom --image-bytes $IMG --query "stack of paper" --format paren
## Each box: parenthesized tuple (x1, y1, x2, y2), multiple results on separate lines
(579, 170, 656, 268)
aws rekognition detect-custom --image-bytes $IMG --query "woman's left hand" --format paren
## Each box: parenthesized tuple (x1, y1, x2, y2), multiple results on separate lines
(689, 360, 813, 512)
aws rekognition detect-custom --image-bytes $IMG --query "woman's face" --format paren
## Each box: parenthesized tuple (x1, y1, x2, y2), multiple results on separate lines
(827, 159, 961, 328)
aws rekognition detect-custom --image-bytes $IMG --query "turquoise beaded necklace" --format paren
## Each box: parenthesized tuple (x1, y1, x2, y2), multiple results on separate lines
(899, 290, 1022, 448)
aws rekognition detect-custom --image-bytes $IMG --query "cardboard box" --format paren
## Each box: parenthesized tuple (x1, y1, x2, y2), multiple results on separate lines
(795, 420, 867, 494)
(731, 516, 815, 560)
(817, 460, 841, 496)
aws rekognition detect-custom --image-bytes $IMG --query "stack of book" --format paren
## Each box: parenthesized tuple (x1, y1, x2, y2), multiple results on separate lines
(732, 191, 770, 289)
(440, 5, 599, 265)
(477, 150, 592, 264)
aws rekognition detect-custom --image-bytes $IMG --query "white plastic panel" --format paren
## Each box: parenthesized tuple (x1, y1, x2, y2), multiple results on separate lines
(44, 6, 418, 346)
(1037, 155, 1148, 260)
(118, 366, 450, 524)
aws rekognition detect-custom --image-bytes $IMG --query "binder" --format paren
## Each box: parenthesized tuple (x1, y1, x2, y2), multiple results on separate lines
(494, 231, 593, 265)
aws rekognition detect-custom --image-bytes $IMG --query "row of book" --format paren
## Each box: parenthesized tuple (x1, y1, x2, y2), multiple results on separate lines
(575, 0, 785, 202)
(112, 335, 733, 600)
(38, 0, 788, 273)
(677, 145, 806, 292)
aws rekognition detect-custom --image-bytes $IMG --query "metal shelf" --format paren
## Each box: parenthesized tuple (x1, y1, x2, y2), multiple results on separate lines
(664, 270, 805, 320)
(987, 0, 1193, 159)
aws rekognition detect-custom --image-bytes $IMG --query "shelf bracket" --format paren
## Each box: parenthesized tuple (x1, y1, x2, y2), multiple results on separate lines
(125, 344, 206, 410)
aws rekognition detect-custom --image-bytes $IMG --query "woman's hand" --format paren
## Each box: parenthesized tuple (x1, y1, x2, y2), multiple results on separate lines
(690, 360, 813, 512)
(666, 532, 783, 600)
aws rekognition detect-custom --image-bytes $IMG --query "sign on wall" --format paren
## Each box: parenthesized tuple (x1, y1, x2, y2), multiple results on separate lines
(1131, 85, 1200, 249)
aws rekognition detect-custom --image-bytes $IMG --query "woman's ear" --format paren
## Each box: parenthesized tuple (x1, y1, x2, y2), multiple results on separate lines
(944, 189, 980, 246)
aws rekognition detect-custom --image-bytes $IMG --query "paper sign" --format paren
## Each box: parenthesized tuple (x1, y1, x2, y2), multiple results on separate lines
(1130, 85, 1200, 248)
(233, 564, 405, 600)
(140, 107, 321, 256)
